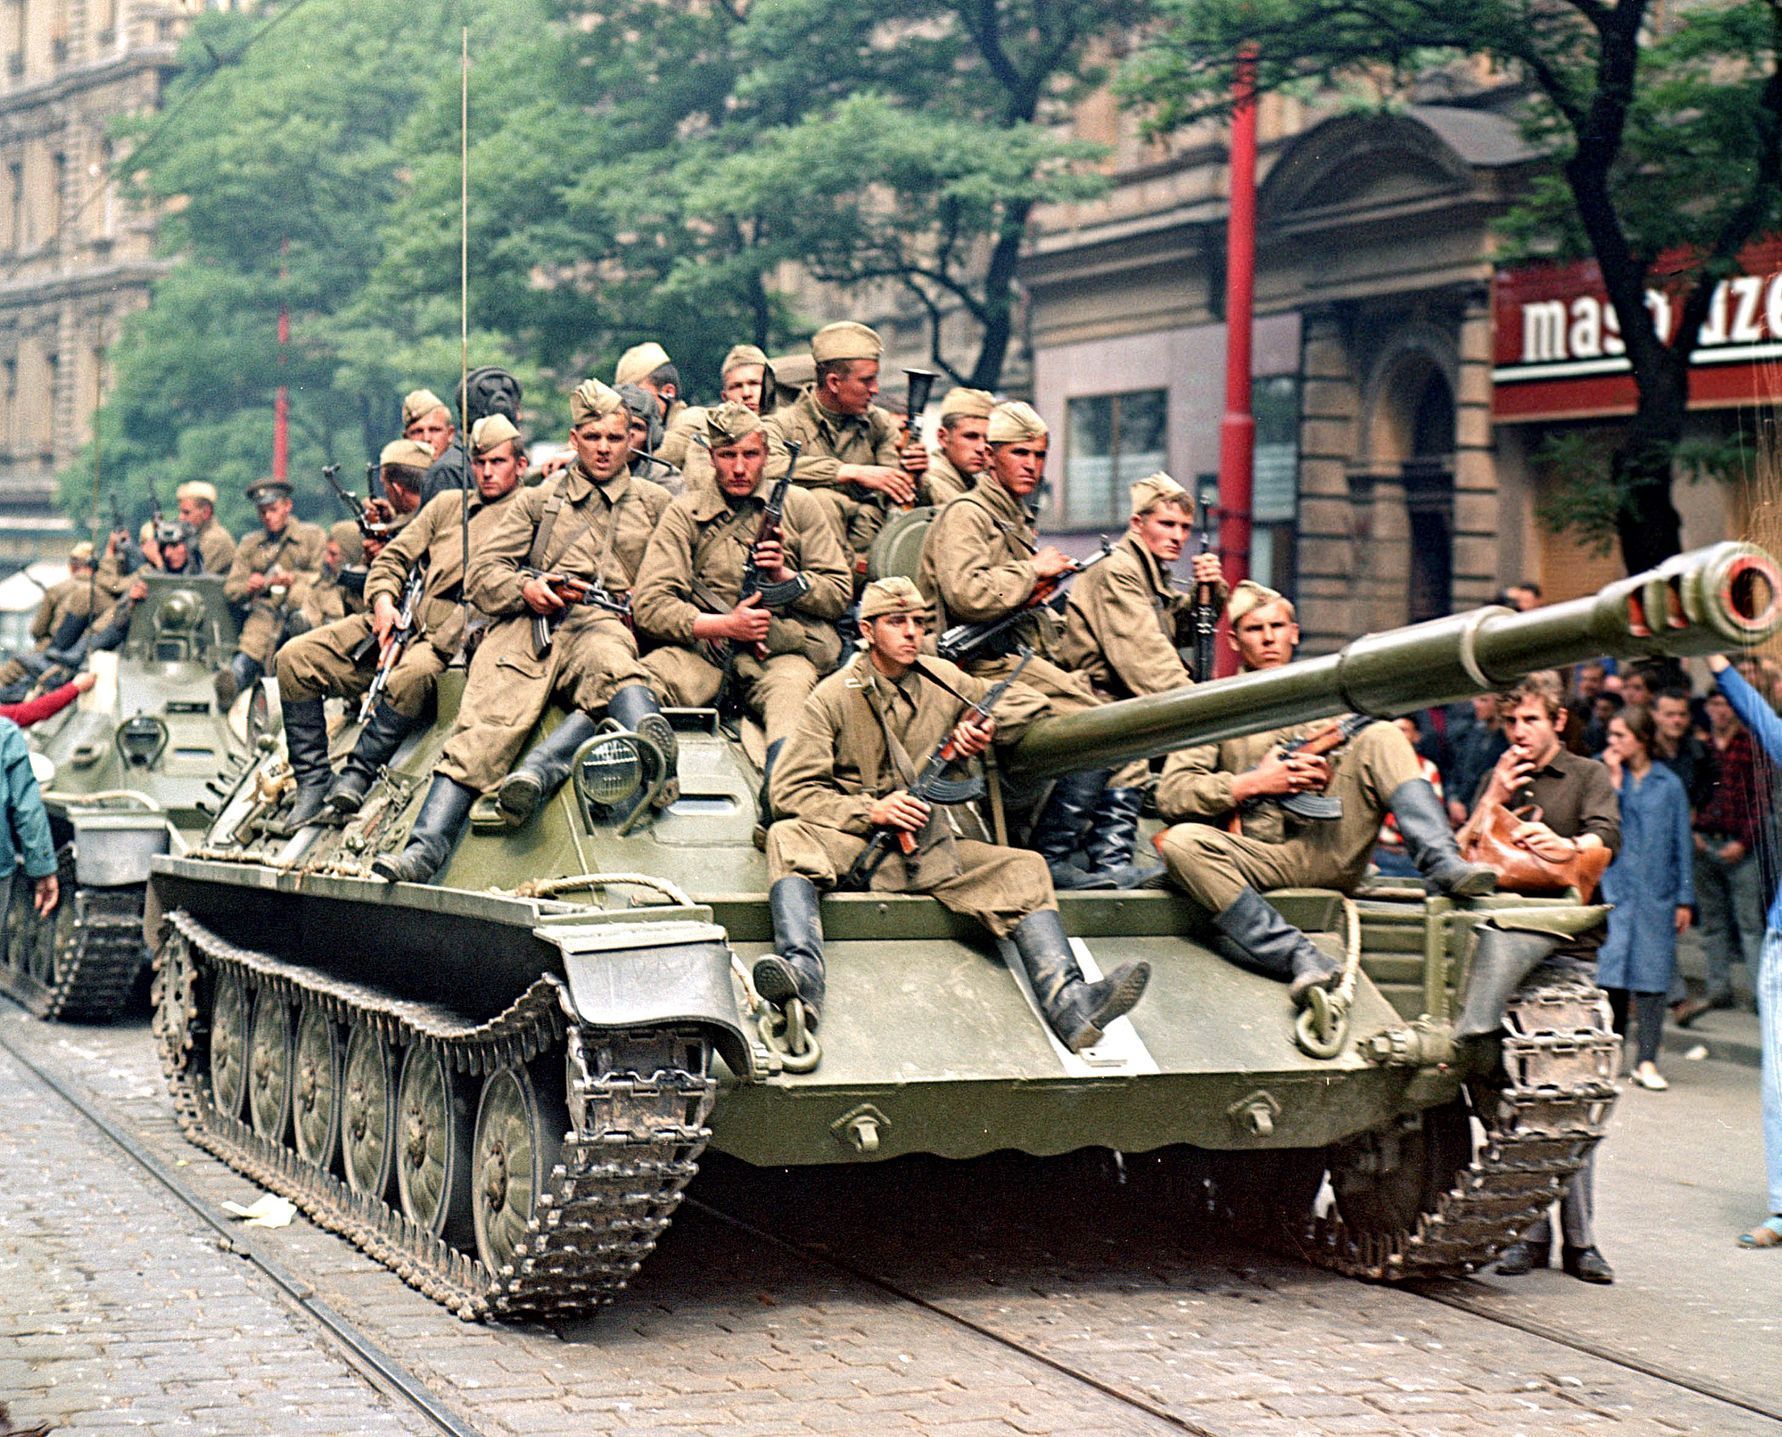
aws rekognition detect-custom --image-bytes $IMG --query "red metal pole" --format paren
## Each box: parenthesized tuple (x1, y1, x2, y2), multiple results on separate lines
(273, 240, 289, 482)
(1215, 43, 1258, 675)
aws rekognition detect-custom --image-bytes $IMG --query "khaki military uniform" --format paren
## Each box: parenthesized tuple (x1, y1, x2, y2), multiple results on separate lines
(921, 448, 977, 507)
(767, 651, 1054, 936)
(224, 520, 327, 664)
(656, 404, 702, 473)
(1154, 720, 1421, 913)
(290, 562, 370, 631)
(634, 475, 851, 744)
(0, 576, 96, 685)
(436, 462, 671, 792)
(193, 517, 236, 576)
(93, 545, 135, 603)
(1059, 533, 1226, 699)
(764, 388, 904, 561)
(276, 489, 519, 717)
(915, 476, 1100, 714)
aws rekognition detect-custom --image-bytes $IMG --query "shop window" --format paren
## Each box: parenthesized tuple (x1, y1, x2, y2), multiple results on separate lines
(1062, 388, 1166, 528)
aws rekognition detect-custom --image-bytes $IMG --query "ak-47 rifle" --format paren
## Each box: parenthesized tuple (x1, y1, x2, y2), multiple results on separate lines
(844, 649, 1034, 890)
(106, 490, 139, 573)
(518, 566, 632, 658)
(1192, 515, 1218, 682)
(356, 563, 426, 720)
(322, 463, 399, 545)
(935, 540, 1114, 664)
(716, 442, 807, 709)
(1239, 712, 1377, 825)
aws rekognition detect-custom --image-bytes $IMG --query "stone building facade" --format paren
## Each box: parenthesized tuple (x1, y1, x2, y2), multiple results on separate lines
(0, 0, 189, 567)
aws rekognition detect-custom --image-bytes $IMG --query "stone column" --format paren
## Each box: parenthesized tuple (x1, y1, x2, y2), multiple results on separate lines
(1294, 305, 1362, 653)
(1451, 281, 1499, 607)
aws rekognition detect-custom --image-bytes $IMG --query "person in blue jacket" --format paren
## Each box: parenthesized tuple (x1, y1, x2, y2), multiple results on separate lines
(1597, 705, 1695, 1091)
(0, 715, 57, 918)
(1708, 654, 1782, 1248)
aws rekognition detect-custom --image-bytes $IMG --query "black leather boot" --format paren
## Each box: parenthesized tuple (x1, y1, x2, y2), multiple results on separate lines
(371, 776, 478, 884)
(759, 739, 785, 827)
(1011, 909, 1149, 1053)
(607, 684, 679, 793)
(1080, 787, 1165, 888)
(496, 710, 599, 824)
(1386, 778, 1496, 897)
(326, 702, 415, 817)
(273, 699, 332, 835)
(753, 875, 826, 1027)
(214, 652, 261, 710)
(1031, 768, 1112, 890)
(1212, 886, 1340, 1008)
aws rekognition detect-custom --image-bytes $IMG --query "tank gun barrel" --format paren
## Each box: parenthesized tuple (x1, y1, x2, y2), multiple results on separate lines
(1005, 541, 1782, 783)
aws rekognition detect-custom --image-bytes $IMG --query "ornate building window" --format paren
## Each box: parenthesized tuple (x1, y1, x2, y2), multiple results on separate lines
(1062, 388, 1166, 527)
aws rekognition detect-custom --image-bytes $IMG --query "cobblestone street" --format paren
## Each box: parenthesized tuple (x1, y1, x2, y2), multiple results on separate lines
(1, 1006, 1776, 1437)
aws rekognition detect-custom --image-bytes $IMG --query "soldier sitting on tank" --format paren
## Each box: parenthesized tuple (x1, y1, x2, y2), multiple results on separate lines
(633, 402, 852, 796)
(1153, 580, 1497, 1009)
(757, 575, 1151, 1053)
(176, 481, 236, 575)
(374, 380, 676, 883)
(271, 429, 525, 833)
(216, 479, 326, 709)
(0, 541, 101, 695)
(74, 521, 203, 661)
(1055, 472, 1231, 888)
(915, 401, 1147, 890)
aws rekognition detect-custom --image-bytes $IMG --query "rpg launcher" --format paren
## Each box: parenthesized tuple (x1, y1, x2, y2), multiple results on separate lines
(844, 648, 1034, 889)
(518, 566, 632, 658)
(935, 540, 1113, 664)
(1242, 712, 1377, 824)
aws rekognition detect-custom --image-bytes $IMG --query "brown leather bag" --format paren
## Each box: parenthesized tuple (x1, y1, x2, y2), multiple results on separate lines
(1461, 801, 1613, 904)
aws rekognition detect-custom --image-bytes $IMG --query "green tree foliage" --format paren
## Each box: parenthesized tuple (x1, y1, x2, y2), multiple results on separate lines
(1123, 0, 1782, 570)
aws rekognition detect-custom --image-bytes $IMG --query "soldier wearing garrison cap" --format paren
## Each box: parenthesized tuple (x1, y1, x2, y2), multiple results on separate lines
(634, 402, 852, 792)
(657, 343, 780, 483)
(615, 341, 684, 432)
(923, 387, 996, 507)
(917, 400, 1139, 890)
(374, 377, 676, 886)
(0, 541, 103, 690)
(270, 415, 533, 833)
(762, 321, 930, 572)
(216, 478, 326, 708)
(720, 344, 771, 414)
(756, 573, 1150, 1055)
(1153, 578, 1495, 1013)
(175, 480, 236, 575)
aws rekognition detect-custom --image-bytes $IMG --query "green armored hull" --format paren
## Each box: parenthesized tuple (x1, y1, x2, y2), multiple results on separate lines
(145, 541, 1780, 1319)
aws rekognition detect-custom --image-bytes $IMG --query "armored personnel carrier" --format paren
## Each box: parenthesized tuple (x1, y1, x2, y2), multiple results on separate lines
(145, 542, 1778, 1321)
(2, 573, 244, 1020)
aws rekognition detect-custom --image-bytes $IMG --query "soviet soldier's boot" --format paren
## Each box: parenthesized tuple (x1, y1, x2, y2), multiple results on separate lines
(1386, 777, 1497, 897)
(371, 775, 479, 884)
(1079, 786, 1165, 889)
(607, 684, 679, 800)
(1030, 768, 1113, 890)
(326, 702, 416, 818)
(1011, 908, 1149, 1053)
(758, 739, 785, 829)
(753, 875, 827, 1028)
(214, 652, 261, 710)
(271, 699, 333, 836)
(496, 711, 600, 824)
(1212, 886, 1341, 1009)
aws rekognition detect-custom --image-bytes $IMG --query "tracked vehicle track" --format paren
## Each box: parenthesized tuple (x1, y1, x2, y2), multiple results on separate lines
(0, 848, 148, 1021)
(1300, 971, 1619, 1280)
(153, 909, 716, 1322)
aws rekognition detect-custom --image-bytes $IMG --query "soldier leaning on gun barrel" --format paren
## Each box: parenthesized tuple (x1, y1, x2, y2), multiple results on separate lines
(758, 575, 1150, 1053)
(633, 403, 852, 796)
(216, 478, 326, 710)
(1153, 581, 1496, 1008)
(915, 401, 1153, 891)
(273, 422, 528, 832)
(375, 380, 676, 884)
(1057, 472, 1230, 888)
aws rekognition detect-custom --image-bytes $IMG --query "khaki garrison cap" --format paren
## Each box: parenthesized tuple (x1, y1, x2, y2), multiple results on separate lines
(1129, 471, 1190, 517)
(69, 540, 94, 562)
(469, 413, 522, 456)
(379, 439, 436, 472)
(721, 344, 768, 377)
(1227, 579, 1292, 624)
(858, 575, 929, 621)
(810, 321, 883, 365)
(402, 388, 448, 427)
(245, 478, 293, 507)
(175, 480, 217, 505)
(939, 388, 995, 420)
(986, 401, 1047, 445)
(328, 519, 363, 552)
(614, 342, 672, 388)
(703, 401, 764, 448)
(570, 378, 626, 427)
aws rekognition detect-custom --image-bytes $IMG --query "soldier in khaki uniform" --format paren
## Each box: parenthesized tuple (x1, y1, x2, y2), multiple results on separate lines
(719, 344, 770, 413)
(662, 344, 776, 493)
(271, 440, 459, 830)
(0, 541, 106, 688)
(916, 401, 1135, 889)
(176, 481, 236, 575)
(375, 380, 676, 883)
(615, 341, 687, 445)
(216, 479, 326, 707)
(1154, 580, 1494, 1008)
(762, 322, 928, 568)
(634, 403, 851, 772)
(922, 387, 996, 507)
(289, 521, 368, 630)
(757, 576, 1150, 1054)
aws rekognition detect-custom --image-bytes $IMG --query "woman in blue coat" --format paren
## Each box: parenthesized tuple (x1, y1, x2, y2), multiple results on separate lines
(1598, 704, 1695, 1091)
